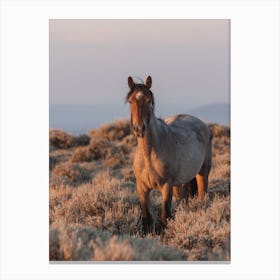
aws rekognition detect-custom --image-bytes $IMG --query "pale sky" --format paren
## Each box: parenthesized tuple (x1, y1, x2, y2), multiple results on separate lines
(50, 19, 230, 118)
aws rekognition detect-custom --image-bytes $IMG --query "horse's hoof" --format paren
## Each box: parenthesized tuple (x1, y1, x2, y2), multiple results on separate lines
(155, 223, 162, 235)
(141, 220, 153, 235)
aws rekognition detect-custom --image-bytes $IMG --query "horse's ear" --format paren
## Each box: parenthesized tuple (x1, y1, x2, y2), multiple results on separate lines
(128, 77, 135, 89)
(146, 76, 152, 89)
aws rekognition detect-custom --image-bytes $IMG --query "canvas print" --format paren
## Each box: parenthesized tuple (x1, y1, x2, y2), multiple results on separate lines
(49, 19, 230, 261)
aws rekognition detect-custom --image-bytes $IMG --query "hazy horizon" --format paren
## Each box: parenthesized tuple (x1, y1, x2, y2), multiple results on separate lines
(50, 102, 230, 134)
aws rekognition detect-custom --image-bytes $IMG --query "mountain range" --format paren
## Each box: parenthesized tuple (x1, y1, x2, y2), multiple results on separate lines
(50, 102, 230, 134)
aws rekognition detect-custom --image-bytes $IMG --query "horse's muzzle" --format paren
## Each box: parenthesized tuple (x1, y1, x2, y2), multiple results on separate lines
(132, 123, 146, 137)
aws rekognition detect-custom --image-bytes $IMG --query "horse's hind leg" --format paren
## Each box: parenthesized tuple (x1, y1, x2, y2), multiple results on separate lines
(196, 137, 212, 200)
(173, 185, 181, 204)
(196, 173, 208, 200)
(187, 178, 198, 198)
(173, 185, 187, 201)
(161, 183, 173, 228)
(173, 178, 197, 205)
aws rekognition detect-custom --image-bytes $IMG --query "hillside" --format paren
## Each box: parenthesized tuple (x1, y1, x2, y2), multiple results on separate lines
(49, 119, 230, 261)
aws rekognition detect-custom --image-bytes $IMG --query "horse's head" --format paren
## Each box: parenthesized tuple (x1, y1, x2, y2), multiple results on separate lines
(126, 76, 154, 137)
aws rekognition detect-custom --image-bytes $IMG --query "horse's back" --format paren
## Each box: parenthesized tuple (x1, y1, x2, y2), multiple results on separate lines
(164, 114, 211, 144)
(164, 114, 212, 184)
(165, 114, 206, 128)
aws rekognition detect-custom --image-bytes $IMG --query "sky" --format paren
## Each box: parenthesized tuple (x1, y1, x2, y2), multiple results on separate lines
(49, 19, 230, 130)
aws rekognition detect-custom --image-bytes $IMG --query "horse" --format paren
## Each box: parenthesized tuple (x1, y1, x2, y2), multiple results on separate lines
(126, 76, 212, 233)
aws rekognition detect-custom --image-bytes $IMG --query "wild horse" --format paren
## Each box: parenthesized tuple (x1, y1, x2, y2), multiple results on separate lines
(126, 76, 212, 233)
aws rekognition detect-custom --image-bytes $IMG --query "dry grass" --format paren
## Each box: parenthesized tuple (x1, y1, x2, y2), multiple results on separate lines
(163, 195, 230, 261)
(50, 221, 183, 261)
(50, 171, 141, 235)
(49, 119, 230, 261)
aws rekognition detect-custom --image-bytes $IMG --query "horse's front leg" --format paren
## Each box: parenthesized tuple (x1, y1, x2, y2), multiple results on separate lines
(161, 183, 173, 228)
(137, 183, 152, 234)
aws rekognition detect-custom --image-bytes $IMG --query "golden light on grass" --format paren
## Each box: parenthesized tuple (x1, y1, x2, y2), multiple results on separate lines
(49, 119, 230, 261)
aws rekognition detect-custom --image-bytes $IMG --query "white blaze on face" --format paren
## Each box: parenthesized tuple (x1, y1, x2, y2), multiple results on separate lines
(136, 91, 143, 100)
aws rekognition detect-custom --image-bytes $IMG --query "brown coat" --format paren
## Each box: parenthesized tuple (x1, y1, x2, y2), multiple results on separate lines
(127, 76, 212, 233)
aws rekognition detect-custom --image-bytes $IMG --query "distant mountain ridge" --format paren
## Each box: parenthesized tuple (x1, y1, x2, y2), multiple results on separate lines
(187, 102, 230, 126)
(50, 104, 129, 134)
(50, 102, 230, 134)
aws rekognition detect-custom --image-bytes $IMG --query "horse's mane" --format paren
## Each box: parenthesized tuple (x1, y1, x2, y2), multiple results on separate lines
(157, 117, 169, 128)
(157, 118, 166, 124)
(125, 84, 155, 107)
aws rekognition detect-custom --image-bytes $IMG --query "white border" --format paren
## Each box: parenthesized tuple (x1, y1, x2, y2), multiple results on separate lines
(1, 0, 279, 279)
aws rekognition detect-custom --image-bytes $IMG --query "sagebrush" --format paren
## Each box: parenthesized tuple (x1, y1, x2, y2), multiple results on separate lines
(49, 119, 230, 261)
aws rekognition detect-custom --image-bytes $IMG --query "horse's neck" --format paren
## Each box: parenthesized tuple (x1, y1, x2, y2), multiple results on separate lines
(137, 114, 163, 166)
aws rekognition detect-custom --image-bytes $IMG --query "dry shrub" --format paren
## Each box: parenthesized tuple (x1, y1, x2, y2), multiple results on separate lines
(49, 170, 141, 235)
(71, 139, 119, 163)
(128, 237, 183, 261)
(50, 222, 111, 261)
(74, 134, 90, 146)
(71, 146, 94, 163)
(211, 141, 229, 168)
(50, 221, 183, 261)
(49, 184, 73, 223)
(210, 146, 230, 185)
(119, 134, 137, 149)
(88, 119, 131, 141)
(49, 155, 59, 171)
(93, 235, 135, 261)
(209, 157, 230, 182)
(51, 162, 91, 185)
(103, 156, 123, 169)
(49, 120, 231, 261)
(163, 195, 230, 261)
(209, 179, 230, 195)
(121, 166, 135, 183)
(208, 123, 230, 138)
(70, 141, 126, 170)
(97, 235, 186, 261)
(50, 129, 75, 149)
(209, 123, 230, 186)
(49, 149, 73, 164)
(89, 139, 112, 157)
(103, 145, 125, 169)
(50, 129, 90, 149)
(85, 119, 136, 169)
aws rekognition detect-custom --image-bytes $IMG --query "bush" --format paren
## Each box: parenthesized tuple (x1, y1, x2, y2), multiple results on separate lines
(74, 134, 90, 146)
(50, 221, 183, 261)
(49, 120, 231, 261)
(163, 195, 230, 261)
(71, 140, 125, 164)
(49, 155, 59, 170)
(50, 130, 75, 149)
(50, 129, 90, 149)
(89, 139, 112, 160)
(49, 170, 141, 235)
(208, 123, 230, 138)
(51, 162, 91, 185)
(88, 119, 131, 141)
